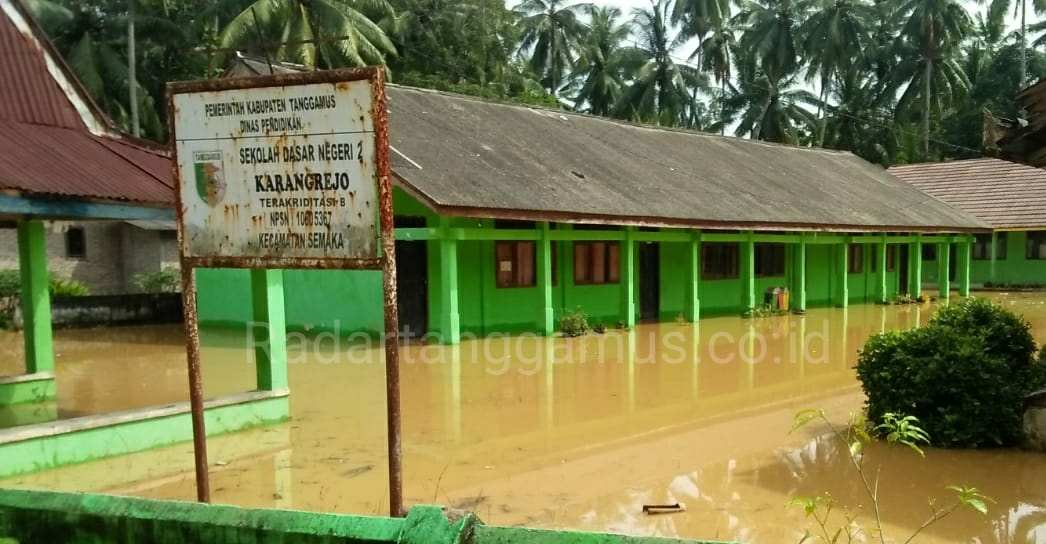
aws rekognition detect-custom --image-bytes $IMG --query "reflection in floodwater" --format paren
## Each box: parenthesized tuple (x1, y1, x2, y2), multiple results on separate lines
(1, 294, 1045, 543)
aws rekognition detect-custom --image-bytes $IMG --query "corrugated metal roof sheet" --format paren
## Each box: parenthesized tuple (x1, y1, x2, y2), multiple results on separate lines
(888, 157, 1046, 229)
(0, 0, 173, 208)
(386, 86, 988, 232)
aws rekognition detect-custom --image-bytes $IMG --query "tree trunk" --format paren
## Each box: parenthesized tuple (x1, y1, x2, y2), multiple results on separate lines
(1020, 0, 1027, 87)
(128, 0, 139, 137)
(923, 56, 932, 158)
(817, 77, 829, 148)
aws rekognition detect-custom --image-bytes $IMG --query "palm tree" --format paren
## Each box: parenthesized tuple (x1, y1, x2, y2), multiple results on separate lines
(671, 0, 732, 59)
(25, 0, 166, 138)
(989, 0, 1046, 87)
(220, 0, 397, 69)
(698, 20, 736, 133)
(723, 52, 817, 144)
(799, 0, 872, 146)
(566, 6, 632, 116)
(617, 0, 707, 126)
(891, 0, 972, 156)
(514, 0, 591, 96)
(736, 0, 806, 81)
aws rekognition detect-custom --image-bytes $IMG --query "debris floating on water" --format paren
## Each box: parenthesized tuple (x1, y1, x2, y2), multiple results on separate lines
(642, 503, 686, 515)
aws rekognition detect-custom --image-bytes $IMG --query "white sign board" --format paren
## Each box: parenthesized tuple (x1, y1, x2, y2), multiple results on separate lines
(172, 80, 378, 261)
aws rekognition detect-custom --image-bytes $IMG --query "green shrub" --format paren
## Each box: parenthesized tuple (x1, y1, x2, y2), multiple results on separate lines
(856, 297, 1046, 448)
(0, 269, 89, 298)
(558, 307, 589, 337)
(133, 267, 180, 293)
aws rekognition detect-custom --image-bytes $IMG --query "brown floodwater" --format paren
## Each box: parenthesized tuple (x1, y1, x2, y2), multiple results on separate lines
(2, 293, 1046, 543)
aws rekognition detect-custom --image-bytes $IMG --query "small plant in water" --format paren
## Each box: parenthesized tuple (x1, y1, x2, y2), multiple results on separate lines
(559, 307, 589, 337)
(593, 322, 607, 334)
(791, 409, 991, 544)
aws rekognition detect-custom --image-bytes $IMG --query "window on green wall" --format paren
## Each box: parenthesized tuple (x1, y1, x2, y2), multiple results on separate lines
(921, 244, 937, 261)
(701, 243, 739, 280)
(495, 241, 558, 288)
(754, 243, 785, 277)
(847, 245, 863, 274)
(971, 233, 1007, 260)
(869, 246, 896, 272)
(1027, 232, 1046, 260)
(573, 242, 620, 284)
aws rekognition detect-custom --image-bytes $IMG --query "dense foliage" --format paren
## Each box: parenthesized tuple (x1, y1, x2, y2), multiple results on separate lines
(0, 269, 89, 328)
(132, 267, 180, 293)
(25, 0, 1046, 165)
(856, 298, 1046, 448)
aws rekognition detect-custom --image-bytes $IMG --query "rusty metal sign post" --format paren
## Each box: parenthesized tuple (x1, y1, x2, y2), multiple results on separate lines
(165, 67, 402, 516)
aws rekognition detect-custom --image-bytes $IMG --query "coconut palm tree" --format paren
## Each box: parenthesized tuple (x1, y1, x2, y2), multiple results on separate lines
(671, 0, 732, 59)
(24, 0, 167, 138)
(799, 0, 872, 146)
(617, 0, 707, 126)
(698, 20, 736, 133)
(513, 0, 591, 96)
(736, 0, 806, 81)
(566, 6, 633, 116)
(890, 0, 972, 157)
(989, 0, 1046, 86)
(219, 0, 397, 69)
(723, 52, 817, 144)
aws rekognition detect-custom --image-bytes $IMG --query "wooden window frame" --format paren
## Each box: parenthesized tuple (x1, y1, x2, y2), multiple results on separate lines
(573, 241, 620, 285)
(494, 241, 558, 288)
(701, 242, 739, 280)
(753, 243, 785, 278)
(847, 244, 863, 274)
(870, 245, 896, 272)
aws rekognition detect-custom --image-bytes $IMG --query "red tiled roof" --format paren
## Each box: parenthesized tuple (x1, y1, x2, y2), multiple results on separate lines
(888, 157, 1046, 229)
(0, 0, 173, 207)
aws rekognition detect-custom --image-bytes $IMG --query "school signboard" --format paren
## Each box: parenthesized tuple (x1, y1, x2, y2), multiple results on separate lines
(169, 69, 390, 268)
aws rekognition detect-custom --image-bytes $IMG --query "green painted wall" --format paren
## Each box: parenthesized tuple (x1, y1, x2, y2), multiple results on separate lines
(0, 489, 731, 544)
(919, 231, 1046, 287)
(0, 395, 289, 478)
(195, 189, 916, 336)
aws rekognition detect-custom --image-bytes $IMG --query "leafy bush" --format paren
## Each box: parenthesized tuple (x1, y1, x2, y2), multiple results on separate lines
(133, 267, 180, 293)
(856, 297, 1046, 448)
(558, 307, 589, 337)
(0, 269, 89, 298)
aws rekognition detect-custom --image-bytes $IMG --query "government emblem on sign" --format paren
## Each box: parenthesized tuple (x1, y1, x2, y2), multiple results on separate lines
(192, 150, 226, 206)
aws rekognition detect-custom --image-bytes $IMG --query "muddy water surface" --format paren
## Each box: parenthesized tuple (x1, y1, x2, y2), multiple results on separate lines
(2, 294, 1046, 543)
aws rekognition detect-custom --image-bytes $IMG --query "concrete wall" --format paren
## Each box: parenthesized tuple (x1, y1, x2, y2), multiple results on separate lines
(0, 489, 731, 544)
(11, 293, 182, 329)
(0, 221, 177, 295)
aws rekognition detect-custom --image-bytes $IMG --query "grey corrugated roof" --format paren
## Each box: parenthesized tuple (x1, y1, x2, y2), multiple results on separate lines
(889, 157, 1046, 229)
(387, 86, 987, 232)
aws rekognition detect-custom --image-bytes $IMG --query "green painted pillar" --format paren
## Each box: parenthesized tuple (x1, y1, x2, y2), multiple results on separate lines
(796, 235, 807, 312)
(620, 229, 636, 329)
(17, 221, 53, 374)
(958, 238, 971, 297)
(910, 235, 923, 299)
(439, 221, 461, 345)
(742, 232, 755, 311)
(836, 242, 848, 307)
(536, 222, 555, 335)
(684, 234, 700, 322)
(938, 241, 950, 299)
(877, 235, 888, 304)
(251, 269, 287, 390)
(990, 231, 998, 284)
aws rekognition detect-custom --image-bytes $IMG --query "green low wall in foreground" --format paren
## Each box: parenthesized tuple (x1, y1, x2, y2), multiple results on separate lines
(0, 488, 735, 544)
(0, 390, 289, 478)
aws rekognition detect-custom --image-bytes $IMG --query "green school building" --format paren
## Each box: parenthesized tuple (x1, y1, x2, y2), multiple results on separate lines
(198, 63, 987, 343)
(889, 157, 1046, 288)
